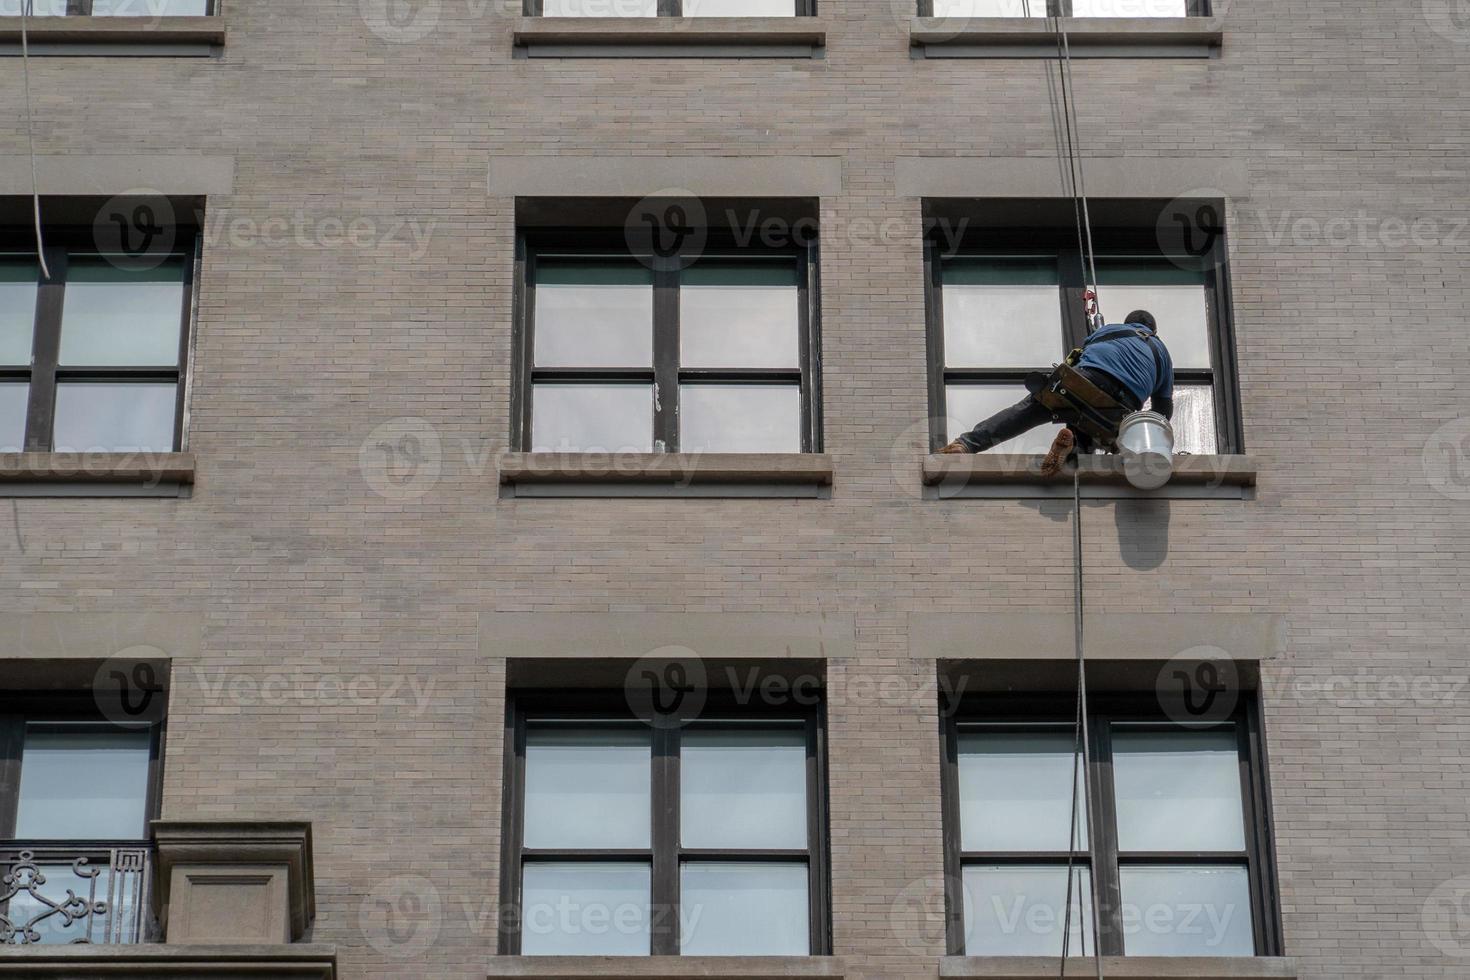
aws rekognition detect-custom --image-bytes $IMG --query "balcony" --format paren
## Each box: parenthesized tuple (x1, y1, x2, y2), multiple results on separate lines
(0, 844, 154, 945)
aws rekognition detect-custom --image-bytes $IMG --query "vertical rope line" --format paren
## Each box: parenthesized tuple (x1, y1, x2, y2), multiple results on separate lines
(1072, 468, 1105, 980)
(20, 0, 51, 279)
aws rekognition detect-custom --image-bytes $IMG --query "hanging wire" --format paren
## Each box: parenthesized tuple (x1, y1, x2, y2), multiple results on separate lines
(20, 0, 51, 280)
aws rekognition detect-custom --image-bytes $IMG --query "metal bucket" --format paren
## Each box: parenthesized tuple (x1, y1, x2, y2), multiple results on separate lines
(1117, 410, 1175, 490)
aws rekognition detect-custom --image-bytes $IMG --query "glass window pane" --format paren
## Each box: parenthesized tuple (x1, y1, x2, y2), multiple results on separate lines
(91, 0, 210, 12)
(680, 862, 809, 956)
(1120, 866, 1254, 956)
(1072, 0, 1188, 16)
(534, 261, 653, 368)
(541, 0, 658, 13)
(680, 384, 800, 454)
(1095, 262, 1211, 370)
(5, 865, 115, 944)
(531, 384, 653, 453)
(958, 731, 1087, 852)
(524, 727, 650, 849)
(931, 0, 1045, 15)
(52, 383, 177, 453)
(0, 383, 27, 451)
(15, 728, 152, 839)
(0, 0, 69, 14)
(680, 261, 799, 369)
(1158, 383, 1218, 455)
(946, 384, 1062, 454)
(681, 727, 807, 849)
(943, 258, 1063, 368)
(683, 0, 797, 13)
(0, 257, 38, 365)
(963, 865, 1094, 956)
(521, 863, 651, 956)
(59, 258, 185, 367)
(1112, 729, 1246, 852)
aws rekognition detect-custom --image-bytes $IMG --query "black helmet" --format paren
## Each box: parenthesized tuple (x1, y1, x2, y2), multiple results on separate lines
(1124, 309, 1157, 332)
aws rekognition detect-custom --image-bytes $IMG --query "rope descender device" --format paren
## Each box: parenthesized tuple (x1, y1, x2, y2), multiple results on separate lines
(1083, 287, 1105, 332)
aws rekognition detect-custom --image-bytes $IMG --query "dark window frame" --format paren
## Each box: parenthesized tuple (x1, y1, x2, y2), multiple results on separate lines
(498, 690, 832, 956)
(523, 0, 816, 16)
(915, 0, 1207, 15)
(1, 227, 199, 454)
(33, 0, 219, 14)
(922, 226, 1243, 454)
(938, 692, 1282, 958)
(512, 229, 823, 454)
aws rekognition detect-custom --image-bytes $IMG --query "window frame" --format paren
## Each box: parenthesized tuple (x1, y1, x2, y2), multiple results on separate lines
(512, 230, 823, 455)
(1, 227, 199, 454)
(915, 0, 1208, 15)
(18, 0, 220, 14)
(523, 0, 816, 16)
(923, 228, 1243, 454)
(498, 691, 831, 956)
(938, 692, 1281, 958)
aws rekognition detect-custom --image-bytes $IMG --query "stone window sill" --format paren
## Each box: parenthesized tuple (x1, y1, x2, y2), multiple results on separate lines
(922, 453, 1256, 500)
(513, 16, 826, 58)
(910, 16, 1223, 58)
(499, 452, 833, 498)
(0, 944, 336, 979)
(488, 957, 845, 979)
(0, 16, 225, 55)
(0, 451, 195, 497)
(940, 957, 1295, 979)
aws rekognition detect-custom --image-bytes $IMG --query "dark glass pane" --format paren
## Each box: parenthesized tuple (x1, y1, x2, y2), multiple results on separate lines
(680, 862, 809, 955)
(957, 730, 1087, 851)
(681, 727, 806, 849)
(15, 728, 152, 839)
(0, 257, 38, 365)
(680, 260, 800, 369)
(59, 258, 185, 368)
(523, 726, 651, 849)
(679, 384, 800, 453)
(534, 261, 653, 368)
(0, 382, 27, 451)
(520, 863, 651, 956)
(52, 383, 177, 453)
(1119, 866, 1254, 956)
(1112, 728, 1245, 852)
(531, 384, 653, 453)
(963, 865, 1095, 956)
(1095, 260, 1211, 370)
(943, 258, 1062, 368)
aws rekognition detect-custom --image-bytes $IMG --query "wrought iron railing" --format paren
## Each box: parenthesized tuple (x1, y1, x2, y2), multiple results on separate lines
(0, 844, 156, 945)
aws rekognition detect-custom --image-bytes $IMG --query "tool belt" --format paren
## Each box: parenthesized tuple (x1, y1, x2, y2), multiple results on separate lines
(1026, 364, 1133, 449)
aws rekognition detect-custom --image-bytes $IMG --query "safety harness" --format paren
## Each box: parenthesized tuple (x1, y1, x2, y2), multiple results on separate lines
(1027, 326, 1166, 450)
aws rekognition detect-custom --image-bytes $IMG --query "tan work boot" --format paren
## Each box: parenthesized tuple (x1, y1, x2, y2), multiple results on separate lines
(1039, 428, 1076, 477)
(937, 440, 972, 454)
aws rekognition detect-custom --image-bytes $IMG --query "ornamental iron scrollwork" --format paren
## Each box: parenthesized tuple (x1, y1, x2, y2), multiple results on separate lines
(0, 847, 153, 945)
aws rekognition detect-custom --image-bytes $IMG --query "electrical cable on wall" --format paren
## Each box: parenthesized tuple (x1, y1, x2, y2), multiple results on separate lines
(20, 0, 51, 280)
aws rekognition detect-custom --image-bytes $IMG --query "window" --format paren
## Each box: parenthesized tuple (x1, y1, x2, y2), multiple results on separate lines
(515, 235, 821, 454)
(925, 237, 1241, 455)
(1, 696, 164, 945)
(500, 694, 829, 956)
(526, 0, 813, 17)
(920, 0, 1206, 16)
(940, 695, 1280, 958)
(0, 1, 213, 15)
(0, 234, 195, 454)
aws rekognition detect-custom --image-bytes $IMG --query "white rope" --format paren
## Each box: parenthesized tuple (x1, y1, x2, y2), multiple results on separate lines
(20, 0, 51, 280)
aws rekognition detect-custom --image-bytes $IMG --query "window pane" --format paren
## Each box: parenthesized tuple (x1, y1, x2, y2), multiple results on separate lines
(958, 731, 1087, 852)
(0, 0, 69, 13)
(680, 384, 800, 453)
(942, 258, 1062, 368)
(680, 862, 809, 956)
(524, 727, 650, 849)
(1112, 729, 1246, 852)
(534, 261, 653, 369)
(1159, 383, 1218, 455)
(0, 383, 26, 451)
(53, 383, 177, 453)
(680, 261, 799, 369)
(963, 865, 1094, 956)
(531, 384, 653, 453)
(1095, 262, 1211, 370)
(59, 258, 185, 367)
(5, 865, 115, 944)
(1072, 0, 1188, 16)
(15, 728, 152, 839)
(931, 0, 1045, 15)
(0, 257, 37, 365)
(541, 0, 658, 14)
(1120, 866, 1254, 956)
(683, 0, 798, 13)
(91, 0, 211, 12)
(946, 385, 1062, 454)
(521, 863, 651, 956)
(681, 727, 807, 849)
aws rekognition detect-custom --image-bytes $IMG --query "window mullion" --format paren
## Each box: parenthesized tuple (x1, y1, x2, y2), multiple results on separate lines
(652, 257, 680, 453)
(0, 716, 23, 838)
(924, 240, 949, 452)
(1089, 714, 1125, 957)
(797, 246, 820, 454)
(23, 247, 67, 453)
(514, 241, 536, 452)
(660, 0, 680, 16)
(650, 722, 680, 955)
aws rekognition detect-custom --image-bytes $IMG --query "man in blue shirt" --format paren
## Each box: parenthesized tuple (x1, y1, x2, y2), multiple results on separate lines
(940, 310, 1174, 475)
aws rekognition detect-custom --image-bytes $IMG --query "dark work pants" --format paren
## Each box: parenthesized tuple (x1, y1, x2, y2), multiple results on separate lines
(956, 367, 1139, 453)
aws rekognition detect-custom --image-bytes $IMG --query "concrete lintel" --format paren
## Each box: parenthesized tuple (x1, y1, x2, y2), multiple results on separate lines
(896, 156, 1249, 201)
(481, 612, 858, 660)
(911, 613, 1284, 662)
(488, 956, 846, 978)
(0, 156, 234, 196)
(489, 156, 843, 199)
(0, 611, 201, 662)
(940, 956, 1296, 979)
(0, 944, 336, 979)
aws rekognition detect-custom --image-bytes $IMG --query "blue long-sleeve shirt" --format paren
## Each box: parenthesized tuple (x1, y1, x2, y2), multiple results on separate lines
(1077, 322, 1174, 417)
